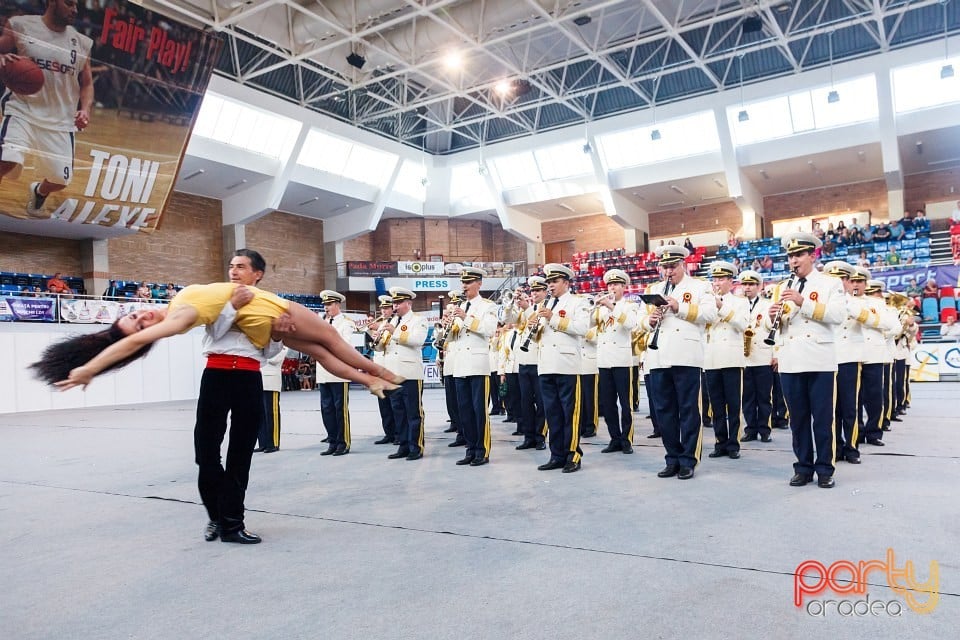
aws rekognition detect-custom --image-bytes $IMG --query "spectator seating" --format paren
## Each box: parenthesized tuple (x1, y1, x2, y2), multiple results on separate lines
(0, 271, 86, 295)
(567, 247, 704, 294)
(940, 307, 957, 323)
(922, 297, 939, 323)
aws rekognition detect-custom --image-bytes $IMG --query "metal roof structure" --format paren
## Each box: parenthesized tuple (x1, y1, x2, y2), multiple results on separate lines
(145, 0, 960, 154)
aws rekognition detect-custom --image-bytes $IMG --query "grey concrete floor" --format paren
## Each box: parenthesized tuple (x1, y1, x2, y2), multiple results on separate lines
(1, 382, 957, 639)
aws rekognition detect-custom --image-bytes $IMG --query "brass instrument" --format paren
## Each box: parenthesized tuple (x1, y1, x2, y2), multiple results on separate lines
(437, 300, 470, 351)
(520, 296, 557, 352)
(743, 327, 755, 358)
(375, 315, 400, 351)
(763, 272, 797, 346)
(631, 329, 648, 356)
(647, 282, 674, 351)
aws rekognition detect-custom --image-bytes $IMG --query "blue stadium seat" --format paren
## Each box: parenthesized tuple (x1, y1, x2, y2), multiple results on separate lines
(921, 297, 939, 323)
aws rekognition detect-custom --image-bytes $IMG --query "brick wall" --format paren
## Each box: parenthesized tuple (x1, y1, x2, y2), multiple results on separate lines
(246, 211, 325, 294)
(904, 168, 960, 213)
(492, 226, 527, 263)
(344, 218, 520, 264)
(762, 180, 888, 234)
(0, 233, 83, 276)
(649, 202, 743, 240)
(542, 214, 625, 253)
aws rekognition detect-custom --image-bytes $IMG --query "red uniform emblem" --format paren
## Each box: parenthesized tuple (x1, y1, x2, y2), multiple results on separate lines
(558, 310, 567, 318)
(809, 292, 819, 302)
(401, 325, 408, 331)
(682, 292, 692, 303)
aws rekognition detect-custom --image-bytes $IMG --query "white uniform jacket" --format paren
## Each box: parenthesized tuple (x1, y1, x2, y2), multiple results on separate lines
(764, 270, 845, 374)
(596, 298, 640, 369)
(383, 310, 427, 380)
(704, 293, 749, 370)
(579, 309, 599, 376)
(893, 311, 913, 360)
(639, 275, 718, 370)
(516, 303, 543, 366)
(538, 291, 588, 375)
(498, 328, 521, 375)
(451, 296, 498, 378)
(835, 295, 868, 365)
(743, 296, 773, 367)
(316, 313, 357, 383)
(261, 347, 288, 393)
(861, 298, 900, 365)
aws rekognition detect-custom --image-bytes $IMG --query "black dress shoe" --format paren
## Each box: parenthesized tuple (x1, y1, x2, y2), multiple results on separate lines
(406, 452, 423, 461)
(707, 450, 727, 458)
(790, 473, 814, 487)
(203, 521, 219, 542)
(601, 443, 622, 453)
(581, 429, 597, 438)
(845, 455, 861, 464)
(448, 439, 466, 447)
(562, 460, 581, 473)
(262, 447, 279, 453)
(220, 529, 261, 544)
(677, 466, 694, 480)
(538, 460, 565, 471)
(253, 447, 265, 452)
(865, 438, 885, 446)
(516, 441, 536, 450)
(647, 432, 661, 439)
(728, 451, 741, 459)
(374, 436, 394, 444)
(535, 442, 546, 450)
(511, 430, 522, 436)
(657, 464, 679, 478)
(818, 475, 836, 488)
(741, 433, 758, 442)
(621, 444, 634, 454)
(443, 425, 458, 433)
(469, 457, 489, 467)
(332, 448, 349, 456)
(320, 447, 336, 456)
(891, 416, 903, 422)
(760, 434, 772, 443)
(490, 411, 502, 416)
(455, 456, 475, 465)
(321, 436, 329, 443)
(388, 451, 409, 459)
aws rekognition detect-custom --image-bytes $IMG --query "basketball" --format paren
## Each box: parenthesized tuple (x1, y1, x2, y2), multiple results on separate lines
(0, 57, 45, 96)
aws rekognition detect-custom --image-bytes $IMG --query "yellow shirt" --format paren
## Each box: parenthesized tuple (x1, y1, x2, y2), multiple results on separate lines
(169, 283, 290, 349)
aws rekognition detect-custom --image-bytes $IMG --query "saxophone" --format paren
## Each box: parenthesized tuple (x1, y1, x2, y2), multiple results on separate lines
(631, 329, 648, 356)
(743, 326, 755, 358)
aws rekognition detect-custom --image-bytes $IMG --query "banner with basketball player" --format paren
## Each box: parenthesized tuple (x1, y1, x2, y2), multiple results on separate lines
(0, 0, 222, 232)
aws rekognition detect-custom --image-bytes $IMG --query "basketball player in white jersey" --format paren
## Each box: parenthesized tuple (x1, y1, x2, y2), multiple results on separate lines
(0, 0, 94, 217)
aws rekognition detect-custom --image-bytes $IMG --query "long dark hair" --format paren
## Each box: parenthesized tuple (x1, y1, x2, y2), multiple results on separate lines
(30, 322, 154, 385)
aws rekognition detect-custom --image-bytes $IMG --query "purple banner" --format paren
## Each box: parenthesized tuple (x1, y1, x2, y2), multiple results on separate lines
(871, 265, 959, 292)
(4, 296, 56, 321)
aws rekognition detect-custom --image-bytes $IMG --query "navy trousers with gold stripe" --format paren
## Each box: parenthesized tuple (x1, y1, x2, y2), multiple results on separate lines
(835, 362, 860, 460)
(377, 396, 396, 441)
(772, 371, 789, 428)
(319, 382, 350, 452)
(893, 359, 907, 414)
(539, 373, 582, 464)
(705, 367, 743, 454)
(390, 379, 425, 456)
(518, 364, 545, 445)
(258, 390, 281, 450)
(780, 371, 836, 478)
(858, 363, 884, 442)
(742, 364, 773, 438)
(599, 366, 633, 447)
(643, 372, 660, 435)
(650, 366, 702, 469)
(443, 374, 460, 437)
(578, 373, 598, 435)
(455, 375, 491, 461)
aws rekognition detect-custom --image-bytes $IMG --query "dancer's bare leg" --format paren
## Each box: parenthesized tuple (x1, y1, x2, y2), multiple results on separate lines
(282, 338, 397, 398)
(285, 305, 402, 383)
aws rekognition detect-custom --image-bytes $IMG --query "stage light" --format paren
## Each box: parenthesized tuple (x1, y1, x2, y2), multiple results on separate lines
(346, 51, 366, 69)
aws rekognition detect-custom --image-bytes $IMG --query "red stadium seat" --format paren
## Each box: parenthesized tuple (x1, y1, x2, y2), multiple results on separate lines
(940, 287, 955, 298)
(941, 307, 957, 323)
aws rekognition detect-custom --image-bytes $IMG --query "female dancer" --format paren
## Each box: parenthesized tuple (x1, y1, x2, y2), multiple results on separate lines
(32, 282, 402, 397)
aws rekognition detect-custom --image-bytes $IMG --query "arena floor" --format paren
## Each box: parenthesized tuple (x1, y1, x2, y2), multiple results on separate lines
(1, 382, 957, 638)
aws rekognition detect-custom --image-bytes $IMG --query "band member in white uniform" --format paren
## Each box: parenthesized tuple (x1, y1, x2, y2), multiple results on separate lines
(369, 295, 398, 445)
(824, 261, 864, 464)
(515, 276, 548, 451)
(596, 268, 639, 454)
(739, 270, 774, 443)
(316, 290, 356, 456)
(383, 287, 428, 461)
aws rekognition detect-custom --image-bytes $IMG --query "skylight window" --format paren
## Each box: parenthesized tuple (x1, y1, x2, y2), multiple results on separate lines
(892, 56, 960, 113)
(297, 129, 398, 188)
(449, 163, 495, 211)
(193, 93, 300, 158)
(597, 111, 720, 170)
(534, 141, 594, 181)
(393, 160, 428, 201)
(490, 152, 540, 189)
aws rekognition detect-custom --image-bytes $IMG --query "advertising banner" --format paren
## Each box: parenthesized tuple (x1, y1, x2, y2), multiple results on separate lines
(3, 296, 56, 321)
(909, 345, 940, 382)
(0, 0, 222, 232)
(346, 261, 398, 277)
(398, 261, 445, 275)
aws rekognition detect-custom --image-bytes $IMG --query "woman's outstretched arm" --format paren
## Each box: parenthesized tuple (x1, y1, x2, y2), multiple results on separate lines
(55, 308, 198, 390)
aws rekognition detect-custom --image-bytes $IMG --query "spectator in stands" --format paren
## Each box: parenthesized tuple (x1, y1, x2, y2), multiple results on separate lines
(886, 246, 901, 267)
(904, 256, 915, 266)
(856, 250, 871, 268)
(941, 315, 960, 341)
(761, 255, 774, 273)
(836, 220, 846, 233)
(812, 222, 825, 240)
(873, 222, 891, 241)
(825, 222, 836, 241)
(821, 241, 836, 259)
(161, 283, 176, 299)
(151, 283, 166, 299)
(905, 278, 923, 297)
(102, 280, 120, 298)
(872, 254, 886, 272)
(727, 234, 738, 249)
(914, 209, 929, 231)
(923, 279, 939, 298)
(136, 281, 152, 301)
(21, 285, 41, 297)
(836, 228, 852, 246)
(888, 218, 905, 241)
(683, 237, 695, 253)
(667, 239, 677, 246)
(46, 273, 72, 296)
(733, 257, 742, 271)
(751, 258, 762, 272)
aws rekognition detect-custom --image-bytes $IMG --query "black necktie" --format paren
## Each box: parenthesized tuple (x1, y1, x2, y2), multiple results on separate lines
(750, 297, 759, 313)
(797, 278, 807, 294)
(328, 316, 334, 325)
(510, 331, 518, 350)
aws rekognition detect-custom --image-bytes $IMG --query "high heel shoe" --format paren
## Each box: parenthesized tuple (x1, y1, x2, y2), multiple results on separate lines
(369, 379, 401, 399)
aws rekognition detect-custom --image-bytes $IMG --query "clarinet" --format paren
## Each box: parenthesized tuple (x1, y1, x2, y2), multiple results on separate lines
(437, 300, 470, 350)
(520, 296, 558, 352)
(764, 272, 798, 346)
(647, 282, 674, 351)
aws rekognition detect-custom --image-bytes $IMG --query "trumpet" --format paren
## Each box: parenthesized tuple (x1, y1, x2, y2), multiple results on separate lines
(520, 295, 557, 352)
(374, 315, 399, 351)
(763, 272, 797, 346)
(647, 282, 674, 351)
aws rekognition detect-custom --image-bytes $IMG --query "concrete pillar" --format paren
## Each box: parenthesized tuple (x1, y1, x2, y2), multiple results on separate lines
(80, 239, 109, 297)
(222, 223, 246, 262)
(323, 240, 345, 290)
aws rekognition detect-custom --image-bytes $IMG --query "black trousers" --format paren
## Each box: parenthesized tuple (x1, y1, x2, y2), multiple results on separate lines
(456, 375, 491, 461)
(643, 372, 660, 435)
(599, 366, 633, 446)
(835, 362, 860, 460)
(780, 371, 836, 478)
(858, 363, 884, 441)
(444, 374, 460, 437)
(742, 365, 773, 437)
(881, 363, 893, 427)
(390, 379, 425, 456)
(504, 372, 520, 423)
(257, 390, 281, 450)
(319, 382, 351, 451)
(772, 370, 789, 427)
(631, 365, 641, 411)
(489, 372, 504, 413)
(700, 370, 712, 428)
(705, 367, 743, 453)
(518, 364, 545, 445)
(649, 366, 702, 469)
(578, 373, 598, 435)
(194, 368, 263, 533)
(893, 359, 907, 413)
(539, 373, 582, 464)
(377, 395, 396, 441)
